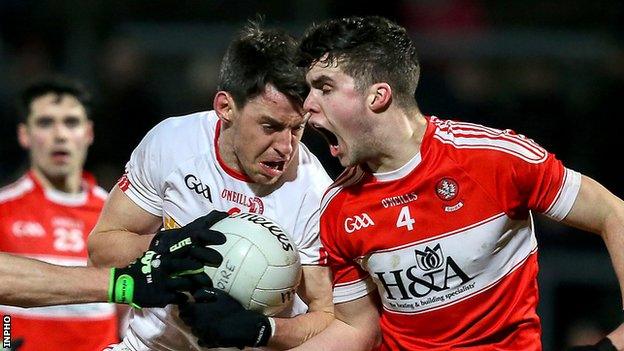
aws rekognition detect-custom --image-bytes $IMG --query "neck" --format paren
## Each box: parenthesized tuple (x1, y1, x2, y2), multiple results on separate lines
(217, 126, 243, 174)
(366, 108, 428, 173)
(31, 168, 82, 194)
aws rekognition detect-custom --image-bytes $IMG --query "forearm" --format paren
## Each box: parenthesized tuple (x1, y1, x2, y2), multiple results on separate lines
(600, 199, 624, 349)
(88, 230, 154, 267)
(269, 310, 334, 349)
(288, 318, 378, 351)
(0, 253, 109, 307)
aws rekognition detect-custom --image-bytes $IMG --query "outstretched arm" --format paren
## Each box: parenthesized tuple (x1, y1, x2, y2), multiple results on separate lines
(0, 253, 108, 307)
(560, 175, 624, 349)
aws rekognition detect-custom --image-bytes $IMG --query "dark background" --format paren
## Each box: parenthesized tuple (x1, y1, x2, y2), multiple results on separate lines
(1, 1, 623, 349)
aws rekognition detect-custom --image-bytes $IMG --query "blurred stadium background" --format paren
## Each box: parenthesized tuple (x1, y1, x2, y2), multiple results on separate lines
(1, 1, 622, 349)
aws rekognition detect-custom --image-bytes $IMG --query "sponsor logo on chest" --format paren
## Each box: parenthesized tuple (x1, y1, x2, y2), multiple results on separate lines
(373, 243, 474, 307)
(365, 214, 534, 314)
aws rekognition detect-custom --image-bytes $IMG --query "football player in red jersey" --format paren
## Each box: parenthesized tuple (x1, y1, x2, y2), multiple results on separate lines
(0, 77, 122, 350)
(293, 16, 624, 351)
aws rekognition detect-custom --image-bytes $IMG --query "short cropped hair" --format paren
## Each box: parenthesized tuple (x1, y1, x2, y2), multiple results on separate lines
(217, 20, 308, 107)
(17, 76, 92, 122)
(299, 16, 420, 109)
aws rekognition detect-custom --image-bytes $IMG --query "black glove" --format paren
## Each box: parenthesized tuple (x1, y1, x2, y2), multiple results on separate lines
(149, 210, 229, 259)
(568, 338, 617, 351)
(179, 289, 273, 349)
(109, 248, 210, 308)
(109, 210, 230, 308)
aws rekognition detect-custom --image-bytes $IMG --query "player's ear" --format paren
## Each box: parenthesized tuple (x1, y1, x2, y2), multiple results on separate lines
(17, 123, 31, 150)
(85, 119, 94, 146)
(213, 91, 237, 125)
(367, 83, 392, 113)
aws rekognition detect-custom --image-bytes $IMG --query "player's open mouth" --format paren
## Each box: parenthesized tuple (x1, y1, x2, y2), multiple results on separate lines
(310, 125, 340, 156)
(51, 150, 70, 162)
(261, 161, 286, 171)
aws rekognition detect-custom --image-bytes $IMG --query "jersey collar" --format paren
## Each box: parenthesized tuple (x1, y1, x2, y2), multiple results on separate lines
(27, 170, 90, 206)
(371, 116, 434, 182)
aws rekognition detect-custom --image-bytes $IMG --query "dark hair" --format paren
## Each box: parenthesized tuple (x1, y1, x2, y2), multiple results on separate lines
(299, 16, 420, 109)
(17, 76, 92, 122)
(217, 20, 308, 107)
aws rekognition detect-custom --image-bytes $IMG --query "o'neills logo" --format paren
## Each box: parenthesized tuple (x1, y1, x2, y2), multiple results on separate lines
(221, 189, 264, 214)
(230, 212, 293, 251)
(381, 192, 418, 208)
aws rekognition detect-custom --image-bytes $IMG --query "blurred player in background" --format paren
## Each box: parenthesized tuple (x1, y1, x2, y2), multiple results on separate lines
(0, 77, 118, 350)
(88, 21, 335, 350)
(293, 16, 624, 351)
(0, 221, 227, 351)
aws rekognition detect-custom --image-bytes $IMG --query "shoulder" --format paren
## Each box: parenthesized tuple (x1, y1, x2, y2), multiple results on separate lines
(0, 175, 35, 205)
(296, 143, 333, 198)
(320, 166, 366, 218)
(91, 185, 109, 202)
(428, 116, 549, 165)
(144, 110, 216, 148)
(131, 110, 218, 168)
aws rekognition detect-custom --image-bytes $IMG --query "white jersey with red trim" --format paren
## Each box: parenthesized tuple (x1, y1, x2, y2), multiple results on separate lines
(118, 110, 332, 351)
(0, 171, 118, 351)
(319, 116, 581, 350)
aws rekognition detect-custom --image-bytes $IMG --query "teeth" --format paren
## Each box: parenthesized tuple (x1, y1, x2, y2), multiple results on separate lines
(263, 162, 283, 171)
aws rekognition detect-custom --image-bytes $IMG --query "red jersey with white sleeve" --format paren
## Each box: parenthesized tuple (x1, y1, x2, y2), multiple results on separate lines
(319, 117, 581, 350)
(0, 171, 118, 351)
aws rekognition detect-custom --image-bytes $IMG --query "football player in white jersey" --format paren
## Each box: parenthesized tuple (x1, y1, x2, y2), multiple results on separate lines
(88, 21, 334, 350)
(292, 16, 624, 351)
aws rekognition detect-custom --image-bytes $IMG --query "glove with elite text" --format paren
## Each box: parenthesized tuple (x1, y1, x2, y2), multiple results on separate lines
(179, 289, 273, 349)
(568, 338, 617, 351)
(149, 210, 229, 261)
(109, 210, 229, 308)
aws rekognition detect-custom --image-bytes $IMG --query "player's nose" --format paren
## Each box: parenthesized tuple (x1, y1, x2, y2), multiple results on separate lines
(273, 130, 294, 157)
(303, 93, 319, 116)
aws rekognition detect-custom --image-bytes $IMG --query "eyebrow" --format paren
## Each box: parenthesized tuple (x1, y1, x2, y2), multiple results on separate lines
(259, 115, 306, 128)
(309, 75, 334, 88)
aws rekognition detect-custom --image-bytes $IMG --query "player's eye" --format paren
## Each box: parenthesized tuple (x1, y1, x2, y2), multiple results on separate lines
(321, 84, 332, 95)
(34, 117, 54, 128)
(64, 116, 81, 128)
(262, 124, 277, 132)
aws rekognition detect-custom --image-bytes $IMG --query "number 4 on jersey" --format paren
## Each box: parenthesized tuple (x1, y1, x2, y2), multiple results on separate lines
(396, 206, 415, 231)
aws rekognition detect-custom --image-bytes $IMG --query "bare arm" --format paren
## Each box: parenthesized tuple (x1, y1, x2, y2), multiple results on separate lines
(88, 186, 162, 267)
(0, 252, 108, 307)
(269, 265, 335, 349)
(289, 290, 381, 351)
(560, 175, 624, 348)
